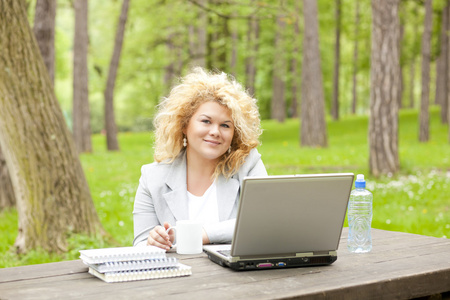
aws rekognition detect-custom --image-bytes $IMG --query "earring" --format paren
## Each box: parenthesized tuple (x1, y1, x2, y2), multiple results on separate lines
(183, 137, 187, 147)
(228, 146, 231, 154)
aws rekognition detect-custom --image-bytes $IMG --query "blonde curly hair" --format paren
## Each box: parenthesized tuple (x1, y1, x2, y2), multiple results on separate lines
(153, 67, 262, 178)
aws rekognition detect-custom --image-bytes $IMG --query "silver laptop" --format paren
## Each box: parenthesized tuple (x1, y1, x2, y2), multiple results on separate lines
(203, 173, 354, 271)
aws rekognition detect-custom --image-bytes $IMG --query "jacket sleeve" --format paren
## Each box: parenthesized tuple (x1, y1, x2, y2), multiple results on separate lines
(132, 165, 160, 246)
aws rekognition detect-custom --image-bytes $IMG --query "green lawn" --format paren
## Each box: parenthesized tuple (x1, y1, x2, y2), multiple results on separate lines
(1, 107, 449, 267)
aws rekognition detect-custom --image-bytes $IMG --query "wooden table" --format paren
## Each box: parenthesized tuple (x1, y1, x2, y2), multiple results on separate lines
(1, 228, 449, 300)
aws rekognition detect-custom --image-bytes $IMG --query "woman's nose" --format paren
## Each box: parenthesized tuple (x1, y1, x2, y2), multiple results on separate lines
(209, 124, 220, 136)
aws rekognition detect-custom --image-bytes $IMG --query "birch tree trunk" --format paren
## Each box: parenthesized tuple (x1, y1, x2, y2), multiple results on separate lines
(301, 0, 327, 147)
(419, 0, 433, 143)
(73, 0, 92, 153)
(369, 0, 400, 177)
(33, 0, 56, 85)
(0, 0, 104, 253)
(104, 0, 130, 151)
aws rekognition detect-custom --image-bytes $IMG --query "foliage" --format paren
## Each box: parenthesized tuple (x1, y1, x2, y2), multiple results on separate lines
(43, 0, 409, 129)
(0, 107, 448, 267)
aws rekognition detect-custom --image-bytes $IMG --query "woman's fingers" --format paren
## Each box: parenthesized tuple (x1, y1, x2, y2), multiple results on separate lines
(147, 225, 171, 250)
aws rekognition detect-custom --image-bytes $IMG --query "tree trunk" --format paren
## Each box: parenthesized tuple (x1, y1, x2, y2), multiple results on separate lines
(419, 0, 433, 143)
(409, 56, 416, 109)
(436, 2, 449, 123)
(245, 4, 259, 97)
(230, 16, 238, 78)
(332, 0, 341, 120)
(301, 0, 328, 147)
(0, 148, 15, 210)
(188, 0, 207, 68)
(409, 4, 419, 109)
(0, 0, 104, 253)
(33, 0, 56, 85)
(398, 23, 404, 109)
(447, 4, 450, 144)
(369, 0, 400, 177)
(105, 0, 130, 151)
(351, 0, 360, 114)
(73, 0, 92, 153)
(271, 14, 286, 122)
(290, 3, 301, 119)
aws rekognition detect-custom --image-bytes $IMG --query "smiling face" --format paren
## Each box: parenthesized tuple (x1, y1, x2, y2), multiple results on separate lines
(184, 101, 235, 164)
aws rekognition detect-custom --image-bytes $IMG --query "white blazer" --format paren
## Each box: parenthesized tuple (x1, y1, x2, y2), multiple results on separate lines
(133, 148, 267, 246)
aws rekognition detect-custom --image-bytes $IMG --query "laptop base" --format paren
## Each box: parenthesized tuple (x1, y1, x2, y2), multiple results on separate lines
(204, 251, 337, 271)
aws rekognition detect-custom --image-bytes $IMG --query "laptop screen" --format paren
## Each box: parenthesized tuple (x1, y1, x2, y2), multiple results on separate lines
(231, 173, 354, 257)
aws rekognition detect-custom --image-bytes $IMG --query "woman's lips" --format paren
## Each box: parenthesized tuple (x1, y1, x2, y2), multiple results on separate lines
(204, 139, 221, 145)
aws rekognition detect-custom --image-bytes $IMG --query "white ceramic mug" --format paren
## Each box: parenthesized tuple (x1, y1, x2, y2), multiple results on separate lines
(166, 220, 203, 254)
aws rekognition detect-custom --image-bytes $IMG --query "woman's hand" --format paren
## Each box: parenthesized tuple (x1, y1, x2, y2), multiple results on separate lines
(147, 222, 175, 250)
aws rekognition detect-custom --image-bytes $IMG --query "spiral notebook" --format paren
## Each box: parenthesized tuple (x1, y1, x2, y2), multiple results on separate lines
(79, 246, 192, 283)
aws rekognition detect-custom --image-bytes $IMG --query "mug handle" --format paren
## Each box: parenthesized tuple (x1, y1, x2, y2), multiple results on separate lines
(166, 226, 176, 246)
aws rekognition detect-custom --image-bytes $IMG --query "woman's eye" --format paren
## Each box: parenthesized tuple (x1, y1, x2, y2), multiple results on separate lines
(201, 119, 211, 124)
(221, 124, 230, 128)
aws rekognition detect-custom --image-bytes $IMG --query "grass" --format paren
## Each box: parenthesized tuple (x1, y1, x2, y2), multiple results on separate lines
(0, 107, 449, 267)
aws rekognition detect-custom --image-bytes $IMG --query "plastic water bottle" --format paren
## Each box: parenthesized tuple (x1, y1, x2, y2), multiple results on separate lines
(347, 174, 373, 253)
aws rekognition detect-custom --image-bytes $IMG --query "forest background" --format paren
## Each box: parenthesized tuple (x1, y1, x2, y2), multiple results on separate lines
(0, 0, 449, 266)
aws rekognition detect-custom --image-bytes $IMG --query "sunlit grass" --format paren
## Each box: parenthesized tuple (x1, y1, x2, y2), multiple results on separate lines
(1, 107, 449, 267)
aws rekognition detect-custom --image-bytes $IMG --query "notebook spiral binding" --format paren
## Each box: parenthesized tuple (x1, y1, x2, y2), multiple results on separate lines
(89, 257, 179, 273)
(79, 246, 166, 264)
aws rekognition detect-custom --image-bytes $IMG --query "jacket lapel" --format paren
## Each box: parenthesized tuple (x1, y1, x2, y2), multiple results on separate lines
(162, 150, 240, 222)
(163, 152, 189, 221)
(216, 175, 239, 221)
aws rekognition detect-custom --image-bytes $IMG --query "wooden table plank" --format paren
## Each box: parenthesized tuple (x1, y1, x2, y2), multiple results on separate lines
(0, 229, 449, 300)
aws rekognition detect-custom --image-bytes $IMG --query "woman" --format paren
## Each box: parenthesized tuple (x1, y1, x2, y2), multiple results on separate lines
(133, 68, 267, 250)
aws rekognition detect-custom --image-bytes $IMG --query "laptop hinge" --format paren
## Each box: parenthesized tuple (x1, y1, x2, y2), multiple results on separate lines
(296, 251, 337, 257)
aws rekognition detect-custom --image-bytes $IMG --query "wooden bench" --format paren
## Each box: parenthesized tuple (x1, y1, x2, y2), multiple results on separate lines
(0, 228, 449, 299)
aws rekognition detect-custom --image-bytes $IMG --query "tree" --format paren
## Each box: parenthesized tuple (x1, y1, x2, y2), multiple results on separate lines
(332, 0, 341, 120)
(188, 0, 207, 68)
(0, 149, 15, 210)
(409, 3, 419, 109)
(436, 2, 449, 124)
(398, 22, 404, 109)
(33, 0, 56, 84)
(351, 0, 360, 114)
(104, 0, 130, 151)
(290, 3, 301, 118)
(245, 1, 259, 97)
(271, 13, 286, 122)
(230, 11, 239, 77)
(419, 0, 433, 143)
(73, 0, 92, 153)
(301, 0, 327, 147)
(0, 0, 104, 253)
(369, 0, 400, 177)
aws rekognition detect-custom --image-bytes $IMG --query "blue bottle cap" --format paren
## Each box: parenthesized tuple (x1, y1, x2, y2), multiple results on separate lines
(355, 174, 366, 188)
